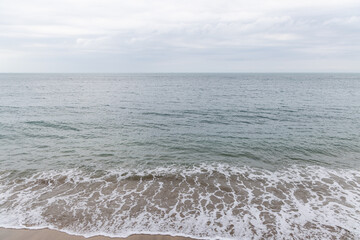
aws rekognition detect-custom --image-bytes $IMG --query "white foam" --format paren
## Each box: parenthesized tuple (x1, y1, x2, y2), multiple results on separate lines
(0, 164, 359, 239)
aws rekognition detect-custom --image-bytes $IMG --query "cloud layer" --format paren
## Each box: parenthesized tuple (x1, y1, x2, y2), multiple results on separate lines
(1, 0, 360, 72)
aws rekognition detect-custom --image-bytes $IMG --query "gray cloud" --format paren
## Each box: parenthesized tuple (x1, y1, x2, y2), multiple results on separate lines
(0, 0, 360, 72)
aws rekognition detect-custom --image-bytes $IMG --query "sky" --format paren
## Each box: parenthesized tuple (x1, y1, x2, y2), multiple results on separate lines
(0, 0, 360, 72)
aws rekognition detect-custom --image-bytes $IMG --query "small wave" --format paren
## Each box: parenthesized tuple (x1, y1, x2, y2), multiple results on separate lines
(0, 164, 359, 239)
(25, 121, 80, 131)
(142, 112, 179, 117)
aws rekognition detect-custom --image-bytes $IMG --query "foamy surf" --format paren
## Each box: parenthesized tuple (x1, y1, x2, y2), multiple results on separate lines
(0, 164, 359, 240)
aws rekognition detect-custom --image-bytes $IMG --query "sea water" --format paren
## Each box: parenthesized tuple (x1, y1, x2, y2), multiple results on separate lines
(0, 73, 359, 239)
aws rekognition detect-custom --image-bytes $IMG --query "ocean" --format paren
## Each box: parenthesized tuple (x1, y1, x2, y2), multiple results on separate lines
(0, 73, 359, 239)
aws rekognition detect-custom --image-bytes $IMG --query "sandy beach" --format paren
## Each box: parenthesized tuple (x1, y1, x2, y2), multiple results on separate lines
(0, 228, 196, 240)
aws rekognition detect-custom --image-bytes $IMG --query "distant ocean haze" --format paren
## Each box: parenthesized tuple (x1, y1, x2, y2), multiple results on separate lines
(0, 73, 359, 239)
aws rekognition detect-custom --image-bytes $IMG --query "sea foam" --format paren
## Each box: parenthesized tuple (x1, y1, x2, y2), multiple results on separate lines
(0, 164, 359, 239)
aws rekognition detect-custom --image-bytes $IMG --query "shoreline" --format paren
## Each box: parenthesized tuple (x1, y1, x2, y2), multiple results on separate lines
(0, 228, 197, 240)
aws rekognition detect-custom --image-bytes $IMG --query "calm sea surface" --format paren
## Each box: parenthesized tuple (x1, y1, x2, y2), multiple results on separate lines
(0, 73, 359, 239)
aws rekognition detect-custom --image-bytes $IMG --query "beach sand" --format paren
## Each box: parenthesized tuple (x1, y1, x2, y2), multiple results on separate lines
(0, 228, 196, 240)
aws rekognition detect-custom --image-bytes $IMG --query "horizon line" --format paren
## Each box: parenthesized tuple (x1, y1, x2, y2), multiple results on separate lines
(1, 72, 360, 74)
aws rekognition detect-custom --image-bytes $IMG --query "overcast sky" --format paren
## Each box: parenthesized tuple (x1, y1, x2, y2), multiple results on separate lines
(1, 0, 360, 72)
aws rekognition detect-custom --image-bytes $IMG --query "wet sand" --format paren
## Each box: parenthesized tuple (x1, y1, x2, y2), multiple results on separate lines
(0, 228, 196, 240)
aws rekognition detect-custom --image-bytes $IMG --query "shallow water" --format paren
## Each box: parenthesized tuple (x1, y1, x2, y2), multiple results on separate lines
(0, 73, 360, 239)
